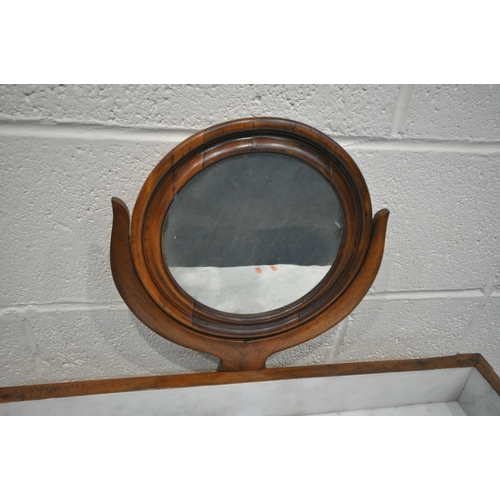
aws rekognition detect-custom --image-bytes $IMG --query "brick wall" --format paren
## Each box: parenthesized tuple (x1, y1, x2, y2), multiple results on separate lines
(1, 84, 499, 385)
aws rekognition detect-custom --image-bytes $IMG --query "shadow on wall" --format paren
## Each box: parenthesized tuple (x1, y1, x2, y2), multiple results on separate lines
(266, 322, 343, 368)
(85, 241, 218, 375)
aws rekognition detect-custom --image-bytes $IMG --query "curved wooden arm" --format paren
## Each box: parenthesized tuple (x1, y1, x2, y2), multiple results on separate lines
(111, 198, 223, 359)
(218, 209, 390, 370)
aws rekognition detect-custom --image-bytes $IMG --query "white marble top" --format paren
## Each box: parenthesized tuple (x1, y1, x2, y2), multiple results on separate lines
(2, 366, 498, 416)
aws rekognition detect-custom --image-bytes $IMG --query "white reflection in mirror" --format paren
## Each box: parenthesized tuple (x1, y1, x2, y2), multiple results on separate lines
(163, 153, 343, 314)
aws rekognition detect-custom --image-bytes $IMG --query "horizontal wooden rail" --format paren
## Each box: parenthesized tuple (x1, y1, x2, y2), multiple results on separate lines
(1, 353, 497, 404)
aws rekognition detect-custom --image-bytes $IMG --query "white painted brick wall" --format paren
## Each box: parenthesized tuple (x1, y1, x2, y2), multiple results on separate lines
(1, 84, 499, 385)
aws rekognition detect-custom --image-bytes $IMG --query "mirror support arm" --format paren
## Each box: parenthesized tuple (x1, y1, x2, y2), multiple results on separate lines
(217, 209, 390, 371)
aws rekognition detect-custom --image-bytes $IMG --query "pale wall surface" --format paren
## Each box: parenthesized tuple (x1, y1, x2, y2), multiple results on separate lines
(1, 84, 499, 385)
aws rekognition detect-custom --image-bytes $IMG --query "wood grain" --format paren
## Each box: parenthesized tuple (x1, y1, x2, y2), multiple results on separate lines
(0, 354, 481, 404)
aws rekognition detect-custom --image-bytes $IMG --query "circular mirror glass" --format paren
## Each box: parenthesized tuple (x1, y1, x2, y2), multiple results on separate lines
(162, 153, 343, 314)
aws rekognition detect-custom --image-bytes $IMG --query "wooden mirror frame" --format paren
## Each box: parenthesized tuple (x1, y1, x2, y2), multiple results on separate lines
(111, 117, 389, 371)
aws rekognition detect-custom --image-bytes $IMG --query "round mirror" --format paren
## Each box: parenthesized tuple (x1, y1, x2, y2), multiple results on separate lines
(114, 117, 386, 370)
(163, 152, 343, 314)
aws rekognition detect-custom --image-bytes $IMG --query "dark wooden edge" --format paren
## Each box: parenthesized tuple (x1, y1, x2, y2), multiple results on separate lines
(0, 353, 484, 404)
(129, 117, 373, 337)
(475, 354, 500, 396)
(144, 135, 370, 336)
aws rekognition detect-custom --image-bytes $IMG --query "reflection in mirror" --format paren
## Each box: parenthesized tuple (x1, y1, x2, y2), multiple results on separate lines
(163, 153, 343, 314)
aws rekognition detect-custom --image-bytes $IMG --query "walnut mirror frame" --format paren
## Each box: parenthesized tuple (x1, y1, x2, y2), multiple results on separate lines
(110, 117, 389, 371)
